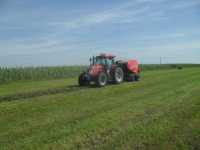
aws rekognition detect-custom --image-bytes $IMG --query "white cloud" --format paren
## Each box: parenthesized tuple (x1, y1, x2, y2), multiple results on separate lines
(48, 0, 200, 31)
(48, 0, 162, 30)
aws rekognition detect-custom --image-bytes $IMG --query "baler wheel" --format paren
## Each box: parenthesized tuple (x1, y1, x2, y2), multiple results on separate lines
(135, 75, 140, 81)
(128, 73, 140, 82)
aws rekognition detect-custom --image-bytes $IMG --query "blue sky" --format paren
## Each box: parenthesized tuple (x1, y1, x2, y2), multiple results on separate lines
(0, 0, 200, 67)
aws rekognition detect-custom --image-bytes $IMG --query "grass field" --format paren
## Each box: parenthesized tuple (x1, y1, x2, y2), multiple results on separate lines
(0, 68, 200, 149)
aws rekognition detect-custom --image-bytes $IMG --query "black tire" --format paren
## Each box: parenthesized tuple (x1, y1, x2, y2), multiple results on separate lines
(78, 74, 89, 86)
(127, 73, 140, 82)
(135, 75, 140, 81)
(96, 72, 107, 87)
(128, 73, 135, 82)
(114, 67, 124, 84)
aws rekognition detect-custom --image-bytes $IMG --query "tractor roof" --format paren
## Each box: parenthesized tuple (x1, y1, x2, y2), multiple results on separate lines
(97, 53, 115, 59)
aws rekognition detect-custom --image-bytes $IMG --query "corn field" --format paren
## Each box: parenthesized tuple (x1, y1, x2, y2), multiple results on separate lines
(0, 66, 85, 83)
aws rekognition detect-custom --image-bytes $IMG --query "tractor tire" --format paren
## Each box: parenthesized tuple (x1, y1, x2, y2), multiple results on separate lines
(113, 67, 124, 84)
(78, 74, 89, 86)
(127, 73, 140, 82)
(128, 73, 135, 82)
(135, 75, 140, 81)
(96, 72, 107, 87)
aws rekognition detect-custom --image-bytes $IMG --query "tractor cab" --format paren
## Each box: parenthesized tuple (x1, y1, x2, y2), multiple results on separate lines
(90, 54, 115, 67)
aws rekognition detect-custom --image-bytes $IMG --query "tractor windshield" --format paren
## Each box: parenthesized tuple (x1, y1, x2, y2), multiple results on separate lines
(94, 57, 106, 65)
(92, 57, 114, 66)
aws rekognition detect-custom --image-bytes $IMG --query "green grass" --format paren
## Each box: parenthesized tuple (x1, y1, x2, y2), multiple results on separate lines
(0, 68, 200, 149)
(0, 78, 76, 97)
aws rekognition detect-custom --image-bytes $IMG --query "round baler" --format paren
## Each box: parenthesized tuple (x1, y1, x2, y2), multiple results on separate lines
(121, 60, 140, 81)
(78, 54, 140, 87)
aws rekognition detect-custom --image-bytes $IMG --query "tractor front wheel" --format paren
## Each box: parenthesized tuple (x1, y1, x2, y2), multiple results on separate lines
(79, 74, 89, 86)
(96, 72, 107, 87)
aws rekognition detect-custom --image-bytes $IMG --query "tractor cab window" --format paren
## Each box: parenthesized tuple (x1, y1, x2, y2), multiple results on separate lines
(93, 57, 115, 66)
(94, 57, 106, 65)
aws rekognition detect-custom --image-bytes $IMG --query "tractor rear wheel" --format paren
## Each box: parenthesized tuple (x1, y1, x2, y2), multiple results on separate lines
(114, 67, 124, 84)
(96, 72, 107, 87)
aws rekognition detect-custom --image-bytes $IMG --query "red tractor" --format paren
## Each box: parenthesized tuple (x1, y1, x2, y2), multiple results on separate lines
(78, 54, 140, 87)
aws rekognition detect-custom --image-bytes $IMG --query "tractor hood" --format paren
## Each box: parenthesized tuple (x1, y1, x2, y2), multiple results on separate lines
(88, 64, 104, 76)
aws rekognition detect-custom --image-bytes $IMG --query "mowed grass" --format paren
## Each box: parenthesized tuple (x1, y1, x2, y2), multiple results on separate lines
(0, 78, 76, 97)
(0, 68, 200, 149)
